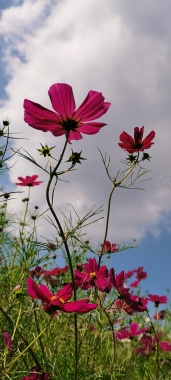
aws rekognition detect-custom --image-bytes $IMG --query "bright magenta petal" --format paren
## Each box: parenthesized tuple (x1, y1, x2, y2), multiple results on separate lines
(55, 283, 73, 302)
(26, 278, 52, 303)
(48, 83, 76, 119)
(77, 122, 106, 135)
(24, 99, 61, 131)
(74, 91, 110, 121)
(62, 299, 98, 313)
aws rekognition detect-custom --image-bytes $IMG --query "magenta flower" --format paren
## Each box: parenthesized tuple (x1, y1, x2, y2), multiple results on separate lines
(21, 366, 50, 380)
(136, 270, 147, 281)
(24, 83, 111, 143)
(148, 294, 168, 307)
(118, 126, 155, 153)
(100, 240, 118, 253)
(124, 270, 136, 279)
(110, 269, 148, 312)
(115, 322, 147, 340)
(44, 266, 68, 277)
(16, 175, 43, 187)
(129, 280, 139, 288)
(27, 278, 97, 314)
(135, 333, 171, 355)
(74, 258, 112, 293)
(3, 332, 13, 350)
(28, 266, 44, 278)
(112, 299, 134, 315)
(159, 341, 171, 352)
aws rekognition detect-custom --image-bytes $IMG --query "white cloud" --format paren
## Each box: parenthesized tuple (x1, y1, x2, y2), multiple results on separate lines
(0, 0, 171, 245)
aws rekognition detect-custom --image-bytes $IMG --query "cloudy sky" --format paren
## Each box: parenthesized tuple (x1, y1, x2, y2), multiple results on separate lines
(0, 0, 171, 298)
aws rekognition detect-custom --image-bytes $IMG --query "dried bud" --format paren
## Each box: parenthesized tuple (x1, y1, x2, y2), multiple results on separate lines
(66, 150, 86, 165)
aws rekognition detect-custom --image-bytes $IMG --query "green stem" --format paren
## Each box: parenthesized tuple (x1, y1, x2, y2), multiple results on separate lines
(45, 137, 78, 380)
(98, 160, 138, 267)
(0, 305, 41, 370)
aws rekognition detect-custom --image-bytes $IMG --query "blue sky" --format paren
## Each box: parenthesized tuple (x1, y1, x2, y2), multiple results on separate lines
(0, 0, 171, 302)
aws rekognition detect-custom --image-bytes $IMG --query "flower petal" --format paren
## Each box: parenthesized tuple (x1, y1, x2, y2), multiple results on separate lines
(74, 91, 110, 121)
(26, 278, 52, 303)
(24, 99, 61, 132)
(48, 83, 76, 119)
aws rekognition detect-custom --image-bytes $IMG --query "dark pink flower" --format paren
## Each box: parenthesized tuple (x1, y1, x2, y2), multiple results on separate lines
(74, 258, 112, 293)
(101, 240, 118, 253)
(110, 269, 148, 312)
(124, 270, 136, 279)
(112, 299, 134, 315)
(148, 294, 168, 307)
(44, 266, 68, 277)
(136, 270, 147, 281)
(28, 266, 44, 278)
(16, 175, 43, 187)
(26, 278, 97, 314)
(24, 83, 111, 143)
(109, 269, 127, 295)
(135, 333, 170, 356)
(118, 126, 155, 153)
(129, 280, 139, 288)
(3, 332, 13, 350)
(115, 322, 147, 340)
(159, 341, 171, 352)
(21, 366, 50, 380)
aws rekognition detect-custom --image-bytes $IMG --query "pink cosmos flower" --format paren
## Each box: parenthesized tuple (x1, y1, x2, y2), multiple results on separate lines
(148, 294, 168, 307)
(3, 332, 13, 350)
(26, 278, 97, 314)
(100, 240, 118, 253)
(136, 270, 147, 281)
(112, 299, 134, 315)
(44, 266, 68, 277)
(129, 280, 139, 288)
(24, 83, 111, 143)
(28, 266, 44, 278)
(135, 333, 171, 355)
(74, 258, 112, 293)
(115, 322, 147, 340)
(16, 175, 43, 187)
(21, 366, 50, 380)
(124, 270, 136, 279)
(159, 341, 171, 352)
(109, 269, 148, 312)
(118, 126, 155, 153)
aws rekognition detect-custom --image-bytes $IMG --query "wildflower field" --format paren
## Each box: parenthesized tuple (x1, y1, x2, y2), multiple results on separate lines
(0, 83, 171, 380)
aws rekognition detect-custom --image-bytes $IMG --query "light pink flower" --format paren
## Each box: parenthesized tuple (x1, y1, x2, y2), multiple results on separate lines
(100, 240, 118, 253)
(24, 83, 111, 143)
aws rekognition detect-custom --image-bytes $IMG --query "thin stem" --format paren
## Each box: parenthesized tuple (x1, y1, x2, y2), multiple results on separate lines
(45, 136, 78, 380)
(98, 160, 138, 267)
(0, 305, 41, 370)
(98, 184, 115, 267)
(33, 303, 45, 357)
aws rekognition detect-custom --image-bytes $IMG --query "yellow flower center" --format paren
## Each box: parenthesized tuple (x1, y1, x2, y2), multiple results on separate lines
(59, 297, 65, 303)
(51, 296, 57, 301)
(89, 272, 96, 280)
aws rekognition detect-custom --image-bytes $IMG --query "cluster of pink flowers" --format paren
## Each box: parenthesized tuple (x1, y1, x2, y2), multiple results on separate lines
(27, 257, 169, 320)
